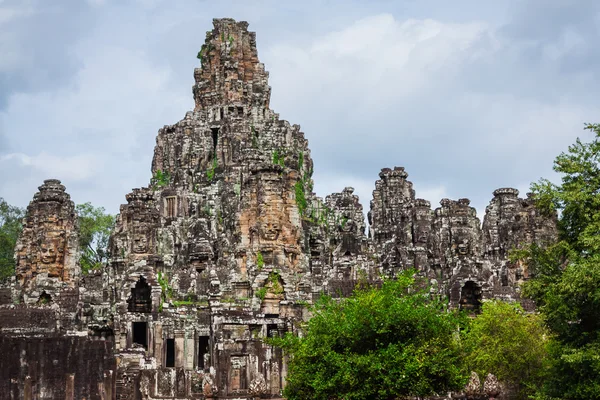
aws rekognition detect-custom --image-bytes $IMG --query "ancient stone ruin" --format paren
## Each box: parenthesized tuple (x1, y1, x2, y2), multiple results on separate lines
(0, 18, 557, 400)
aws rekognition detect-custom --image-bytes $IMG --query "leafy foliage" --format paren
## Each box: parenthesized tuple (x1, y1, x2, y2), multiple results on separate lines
(272, 148, 285, 167)
(157, 271, 174, 312)
(255, 287, 267, 301)
(206, 156, 217, 182)
(197, 44, 209, 64)
(463, 301, 550, 399)
(76, 203, 115, 274)
(270, 271, 469, 400)
(267, 271, 283, 295)
(256, 251, 264, 270)
(151, 169, 171, 188)
(294, 180, 307, 217)
(517, 123, 600, 399)
(0, 198, 25, 280)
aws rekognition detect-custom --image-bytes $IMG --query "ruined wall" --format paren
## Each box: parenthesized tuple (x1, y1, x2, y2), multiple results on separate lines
(1, 18, 558, 400)
(367, 169, 558, 311)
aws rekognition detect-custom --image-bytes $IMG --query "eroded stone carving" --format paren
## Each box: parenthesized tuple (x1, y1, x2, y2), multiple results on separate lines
(14, 179, 80, 304)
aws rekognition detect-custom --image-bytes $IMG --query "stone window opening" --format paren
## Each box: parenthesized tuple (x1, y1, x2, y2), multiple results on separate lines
(211, 127, 219, 152)
(267, 324, 279, 338)
(165, 338, 175, 367)
(198, 336, 209, 369)
(165, 196, 177, 218)
(132, 321, 148, 349)
(37, 291, 52, 305)
(459, 281, 482, 313)
(229, 357, 248, 392)
(128, 276, 152, 313)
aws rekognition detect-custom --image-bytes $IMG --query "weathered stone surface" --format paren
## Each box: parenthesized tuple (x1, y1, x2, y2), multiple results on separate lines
(14, 179, 80, 306)
(1, 17, 558, 400)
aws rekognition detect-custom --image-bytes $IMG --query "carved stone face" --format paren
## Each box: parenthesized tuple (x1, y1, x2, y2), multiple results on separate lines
(414, 223, 430, 245)
(133, 234, 148, 253)
(457, 239, 470, 256)
(259, 214, 281, 241)
(40, 239, 58, 264)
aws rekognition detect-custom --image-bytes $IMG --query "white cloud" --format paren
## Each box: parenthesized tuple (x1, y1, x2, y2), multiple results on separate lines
(1, 152, 100, 181)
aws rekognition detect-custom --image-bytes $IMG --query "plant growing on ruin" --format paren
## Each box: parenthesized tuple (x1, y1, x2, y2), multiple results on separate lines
(206, 156, 217, 182)
(217, 210, 223, 226)
(197, 44, 207, 64)
(269, 270, 469, 399)
(272, 148, 285, 167)
(157, 271, 174, 311)
(294, 180, 307, 217)
(340, 215, 349, 229)
(298, 151, 304, 171)
(0, 198, 25, 280)
(268, 271, 284, 295)
(255, 287, 267, 301)
(152, 169, 171, 188)
(228, 34, 234, 46)
(256, 251, 264, 270)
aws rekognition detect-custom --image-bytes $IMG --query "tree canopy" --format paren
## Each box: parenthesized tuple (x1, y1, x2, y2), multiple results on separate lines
(76, 202, 115, 274)
(463, 300, 550, 399)
(0, 198, 25, 280)
(271, 271, 469, 400)
(517, 123, 600, 399)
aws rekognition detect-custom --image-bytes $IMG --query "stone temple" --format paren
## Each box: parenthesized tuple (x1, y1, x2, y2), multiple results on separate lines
(0, 18, 557, 399)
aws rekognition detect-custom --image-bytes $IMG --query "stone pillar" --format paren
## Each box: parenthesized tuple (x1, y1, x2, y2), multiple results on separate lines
(101, 370, 114, 400)
(24, 376, 32, 400)
(65, 373, 75, 400)
(175, 330, 185, 368)
(154, 323, 163, 367)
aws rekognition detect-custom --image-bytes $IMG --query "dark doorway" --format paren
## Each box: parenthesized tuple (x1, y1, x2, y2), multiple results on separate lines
(198, 336, 209, 369)
(211, 128, 219, 152)
(165, 338, 175, 367)
(37, 291, 52, 305)
(128, 276, 152, 313)
(459, 281, 482, 313)
(132, 322, 148, 349)
(267, 324, 279, 338)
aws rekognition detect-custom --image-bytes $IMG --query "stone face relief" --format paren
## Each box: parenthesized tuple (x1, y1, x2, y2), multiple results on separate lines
(1, 18, 558, 400)
(13, 179, 80, 301)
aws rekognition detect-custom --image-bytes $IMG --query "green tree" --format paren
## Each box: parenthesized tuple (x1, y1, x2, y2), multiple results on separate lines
(518, 123, 600, 399)
(76, 202, 115, 274)
(463, 300, 550, 399)
(0, 198, 25, 280)
(270, 271, 469, 400)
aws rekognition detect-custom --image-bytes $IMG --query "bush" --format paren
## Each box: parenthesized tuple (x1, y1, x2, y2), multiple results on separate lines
(270, 271, 469, 400)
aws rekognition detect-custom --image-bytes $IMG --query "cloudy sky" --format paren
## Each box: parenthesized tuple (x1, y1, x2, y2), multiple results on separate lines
(1, 0, 598, 221)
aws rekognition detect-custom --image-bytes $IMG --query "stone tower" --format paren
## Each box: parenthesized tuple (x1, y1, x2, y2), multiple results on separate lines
(14, 179, 80, 305)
